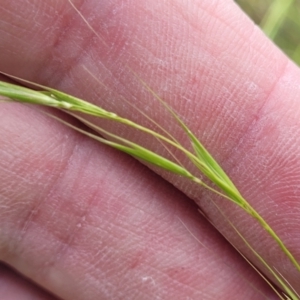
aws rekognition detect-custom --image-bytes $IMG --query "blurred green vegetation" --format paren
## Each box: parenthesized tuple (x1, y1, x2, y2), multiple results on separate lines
(235, 0, 300, 65)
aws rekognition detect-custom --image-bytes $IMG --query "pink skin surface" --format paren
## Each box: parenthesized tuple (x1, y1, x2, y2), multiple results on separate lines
(0, 0, 300, 299)
(0, 264, 57, 300)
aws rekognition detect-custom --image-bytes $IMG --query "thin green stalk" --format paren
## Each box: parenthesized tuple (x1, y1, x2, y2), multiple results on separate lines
(207, 203, 299, 300)
(260, 0, 294, 40)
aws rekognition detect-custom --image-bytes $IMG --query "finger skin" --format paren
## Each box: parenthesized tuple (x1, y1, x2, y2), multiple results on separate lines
(0, 0, 299, 297)
(0, 263, 58, 300)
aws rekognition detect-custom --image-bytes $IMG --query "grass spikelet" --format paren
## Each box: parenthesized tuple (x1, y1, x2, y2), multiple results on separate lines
(0, 75, 299, 299)
(1, 1, 300, 298)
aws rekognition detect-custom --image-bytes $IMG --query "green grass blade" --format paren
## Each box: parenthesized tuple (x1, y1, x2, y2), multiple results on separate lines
(260, 0, 294, 40)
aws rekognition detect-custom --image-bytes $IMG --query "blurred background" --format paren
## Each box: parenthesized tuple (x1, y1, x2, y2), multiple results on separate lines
(235, 0, 300, 65)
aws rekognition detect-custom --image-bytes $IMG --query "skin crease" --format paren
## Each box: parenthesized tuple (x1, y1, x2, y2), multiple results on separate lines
(0, 0, 300, 299)
(0, 264, 56, 300)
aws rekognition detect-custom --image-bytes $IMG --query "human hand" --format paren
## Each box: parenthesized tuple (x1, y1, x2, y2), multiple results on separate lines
(0, 1, 299, 299)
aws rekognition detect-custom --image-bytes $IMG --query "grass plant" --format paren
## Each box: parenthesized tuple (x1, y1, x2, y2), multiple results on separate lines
(236, 0, 300, 65)
(1, 1, 300, 299)
(0, 75, 299, 300)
